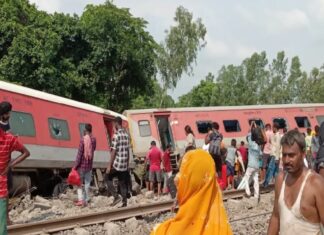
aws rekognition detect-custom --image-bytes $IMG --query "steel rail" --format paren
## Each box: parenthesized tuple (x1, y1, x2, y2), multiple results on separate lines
(230, 212, 272, 223)
(8, 185, 274, 235)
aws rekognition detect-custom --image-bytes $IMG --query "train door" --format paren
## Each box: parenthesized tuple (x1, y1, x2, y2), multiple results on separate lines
(154, 114, 175, 151)
(104, 118, 114, 147)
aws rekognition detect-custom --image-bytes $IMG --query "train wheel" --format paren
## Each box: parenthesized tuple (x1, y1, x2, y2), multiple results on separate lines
(52, 182, 69, 198)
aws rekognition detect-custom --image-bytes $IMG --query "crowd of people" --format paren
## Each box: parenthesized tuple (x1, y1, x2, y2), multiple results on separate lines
(1, 99, 324, 234)
(151, 123, 324, 235)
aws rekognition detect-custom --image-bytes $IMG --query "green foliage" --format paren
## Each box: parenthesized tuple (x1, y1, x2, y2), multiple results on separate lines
(131, 80, 175, 109)
(178, 73, 217, 107)
(0, 0, 157, 112)
(157, 6, 206, 106)
(78, 3, 157, 111)
(177, 51, 324, 107)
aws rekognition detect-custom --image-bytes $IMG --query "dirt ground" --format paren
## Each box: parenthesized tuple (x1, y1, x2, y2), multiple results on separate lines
(10, 189, 274, 235)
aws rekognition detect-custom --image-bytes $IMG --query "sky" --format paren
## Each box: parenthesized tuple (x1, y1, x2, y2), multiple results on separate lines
(29, 0, 324, 100)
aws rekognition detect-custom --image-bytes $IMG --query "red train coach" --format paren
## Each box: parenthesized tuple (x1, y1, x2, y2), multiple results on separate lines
(124, 104, 324, 160)
(0, 81, 127, 195)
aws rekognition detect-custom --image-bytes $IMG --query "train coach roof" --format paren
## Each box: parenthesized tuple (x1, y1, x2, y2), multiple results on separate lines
(0, 81, 127, 120)
(124, 103, 324, 115)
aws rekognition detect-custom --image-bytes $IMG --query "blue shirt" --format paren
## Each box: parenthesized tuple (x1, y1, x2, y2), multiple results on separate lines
(226, 146, 236, 166)
(247, 133, 261, 169)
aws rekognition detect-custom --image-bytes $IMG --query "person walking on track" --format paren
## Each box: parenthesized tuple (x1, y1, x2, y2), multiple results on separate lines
(105, 116, 130, 207)
(74, 123, 96, 206)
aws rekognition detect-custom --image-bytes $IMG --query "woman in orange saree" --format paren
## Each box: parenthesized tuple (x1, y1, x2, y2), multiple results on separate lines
(151, 149, 232, 235)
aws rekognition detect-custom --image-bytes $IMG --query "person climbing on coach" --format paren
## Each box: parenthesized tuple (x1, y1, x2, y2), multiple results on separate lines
(105, 116, 130, 207)
(268, 130, 324, 235)
(0, 101, 30, 234)
(184, 125, 196, 149)
(74, 123, 96, 206)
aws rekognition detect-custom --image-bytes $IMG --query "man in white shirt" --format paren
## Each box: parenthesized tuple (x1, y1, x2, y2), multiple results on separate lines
(263, 122, 281, 187)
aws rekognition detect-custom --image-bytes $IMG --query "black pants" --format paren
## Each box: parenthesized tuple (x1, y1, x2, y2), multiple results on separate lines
(105, 169, 128, 205)
(212, 154, 222, 177)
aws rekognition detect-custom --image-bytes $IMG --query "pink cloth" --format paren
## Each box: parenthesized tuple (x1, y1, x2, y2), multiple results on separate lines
(147, 146, 162, 172)
(83, 134, 93, 160)
(263, 130, 273, 154)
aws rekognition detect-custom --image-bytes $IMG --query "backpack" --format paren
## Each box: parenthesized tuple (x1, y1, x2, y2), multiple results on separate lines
(251, 126, 267, 146)
(208, 131, 222, 156)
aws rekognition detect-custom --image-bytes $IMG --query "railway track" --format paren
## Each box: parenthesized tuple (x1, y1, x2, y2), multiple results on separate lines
(8, 185, 274, 235)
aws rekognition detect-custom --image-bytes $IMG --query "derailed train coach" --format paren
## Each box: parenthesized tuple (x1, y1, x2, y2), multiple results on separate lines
(0, 81, 127, 196)
(124, 104, 324, 164)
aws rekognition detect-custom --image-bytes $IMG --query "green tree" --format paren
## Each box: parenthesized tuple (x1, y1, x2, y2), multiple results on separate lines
(79, 2, 157, 111)
(157, 6, 206, 107)
(178, 73, 217, 107)
(131, 80, 175, 109)
(267, 51, 288, 104)
(0, 0, 158, 112)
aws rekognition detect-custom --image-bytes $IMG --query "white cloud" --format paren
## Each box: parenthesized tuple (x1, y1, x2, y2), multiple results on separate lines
(235, 44, 258, 59)
(205, 35, 230, 58)
(267, 9, 309, 32)
(308, 0, 324, 20)
(29, 0, 61, 13)
(235, 5, 254, 23)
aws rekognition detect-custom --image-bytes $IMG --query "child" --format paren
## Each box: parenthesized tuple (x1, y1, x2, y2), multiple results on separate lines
(225, 139, 238, 190)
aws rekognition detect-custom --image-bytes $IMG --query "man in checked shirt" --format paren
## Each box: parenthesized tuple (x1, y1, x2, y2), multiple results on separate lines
(106, 116, 130, 207)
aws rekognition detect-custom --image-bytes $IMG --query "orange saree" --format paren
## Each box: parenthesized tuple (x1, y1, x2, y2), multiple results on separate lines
(151, 149, 232, 235)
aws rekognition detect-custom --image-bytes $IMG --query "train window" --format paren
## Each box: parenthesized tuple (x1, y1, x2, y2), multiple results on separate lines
(138, 120, 151, 137)
(196, 121, 212, 134)
(294, 116, 311, 128)
(248, 119, 264, 128)
(316, 116, 324, 126)
(9, 111, 36, 137)
(79, 123, 92, 137)
(223, 120, 241, 132)
(48, 118, 70, 140)
(273, 118, 288, 129)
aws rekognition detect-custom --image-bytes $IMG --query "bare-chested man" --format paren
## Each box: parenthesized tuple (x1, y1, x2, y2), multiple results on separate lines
(268, 130, 324, 235)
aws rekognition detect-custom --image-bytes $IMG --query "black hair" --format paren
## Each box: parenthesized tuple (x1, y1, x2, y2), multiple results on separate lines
(151, 140, 156, 146)
(184, 125, 194, 136)
(231, 139, 236, 147)
(212, 122, 219, 130)
(273, 122, 280, 130)
(0, 101, 12, 116)
(114, 116, 123, 125)
(85, 123, 92, 133)
(185, 145, 195, 152)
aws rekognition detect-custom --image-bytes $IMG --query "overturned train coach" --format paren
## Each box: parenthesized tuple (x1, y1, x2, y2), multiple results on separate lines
(124, 104, 324, 165)
(0, 81, 128, 196)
